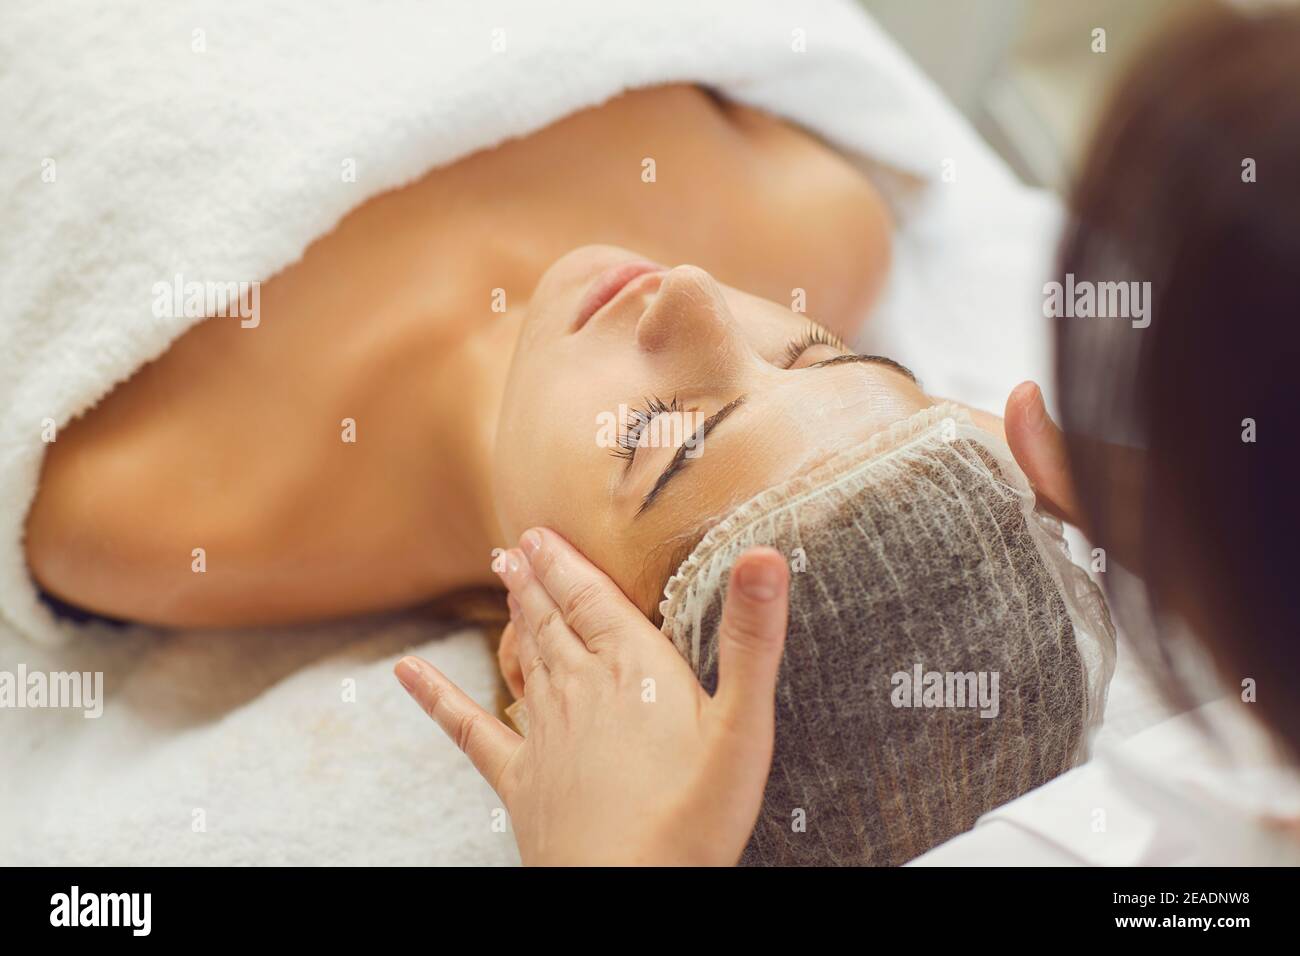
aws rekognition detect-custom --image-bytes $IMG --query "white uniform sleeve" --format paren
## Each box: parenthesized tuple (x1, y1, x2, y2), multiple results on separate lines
(909, 699, 1300, 867)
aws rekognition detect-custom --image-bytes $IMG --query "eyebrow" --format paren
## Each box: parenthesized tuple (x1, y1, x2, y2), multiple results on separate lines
(809, 352, 917, 382)
(634, 353, 915, 516)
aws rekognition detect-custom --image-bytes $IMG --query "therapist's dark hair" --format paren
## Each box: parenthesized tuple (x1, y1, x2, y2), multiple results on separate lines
(1055, 2, 1300, 760)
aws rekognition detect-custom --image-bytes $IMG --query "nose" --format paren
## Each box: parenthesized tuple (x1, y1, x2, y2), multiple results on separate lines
(635, 265, 741, 361)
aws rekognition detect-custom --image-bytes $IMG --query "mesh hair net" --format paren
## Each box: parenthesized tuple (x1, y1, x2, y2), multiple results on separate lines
(658, 403, 1116, 866)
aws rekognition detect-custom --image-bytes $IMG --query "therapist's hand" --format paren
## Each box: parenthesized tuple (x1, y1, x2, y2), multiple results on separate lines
(394, 528, 789, 866)
(1004, 381, 1083, 527)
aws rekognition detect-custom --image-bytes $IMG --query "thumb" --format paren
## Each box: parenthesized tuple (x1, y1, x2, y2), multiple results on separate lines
(1005, 381, 1083, 526)
(712, 547, 789, 736)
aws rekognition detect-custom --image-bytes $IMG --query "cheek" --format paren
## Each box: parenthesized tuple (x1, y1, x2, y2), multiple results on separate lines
(492, 372, 608, 543)
(492, 410, 556, 542)
(493, 362, 550, 540)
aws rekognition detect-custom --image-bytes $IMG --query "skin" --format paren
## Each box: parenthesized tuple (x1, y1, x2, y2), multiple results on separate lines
(491, 245, 936, 610)
(24, 84, 895, 628)
(1004, 381, 1081, 525)
(486, 246, 1002, 689)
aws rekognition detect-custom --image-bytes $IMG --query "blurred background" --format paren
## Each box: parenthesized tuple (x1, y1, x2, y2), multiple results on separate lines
(859, 0, 1183, 191)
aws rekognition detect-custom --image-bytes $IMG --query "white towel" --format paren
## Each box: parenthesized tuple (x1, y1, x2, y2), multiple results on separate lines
(0, 0, 1075, 864)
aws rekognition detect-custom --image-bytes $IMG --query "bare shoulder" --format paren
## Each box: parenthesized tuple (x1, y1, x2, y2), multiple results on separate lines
(716, 95, 895, 339)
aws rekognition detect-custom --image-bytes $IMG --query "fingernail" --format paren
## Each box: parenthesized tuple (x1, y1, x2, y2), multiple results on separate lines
(394, 657, 421, 692)
(1025, 385, 1046, 432)
(499, 548, 530, 588)
(520, 529, 542, 559)
(737, 560, 780, 601)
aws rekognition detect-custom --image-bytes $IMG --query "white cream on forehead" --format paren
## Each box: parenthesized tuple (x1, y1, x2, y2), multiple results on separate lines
(782, 375, 932, 467)
(829, 374, 879, 413)
(648, 380, 931, 523)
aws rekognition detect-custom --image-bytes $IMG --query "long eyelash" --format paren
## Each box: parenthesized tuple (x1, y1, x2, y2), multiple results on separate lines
(782, 323, 847, 368)
(610, 395, 680, 463)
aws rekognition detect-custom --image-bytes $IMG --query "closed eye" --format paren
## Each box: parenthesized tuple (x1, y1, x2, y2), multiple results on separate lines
(632, 337, 918, 518)
(781, 323, 917, 382)
(781, 324, 847, 368)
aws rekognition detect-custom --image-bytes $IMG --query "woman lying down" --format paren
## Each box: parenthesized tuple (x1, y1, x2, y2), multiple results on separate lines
(24, 86, 1114, 865)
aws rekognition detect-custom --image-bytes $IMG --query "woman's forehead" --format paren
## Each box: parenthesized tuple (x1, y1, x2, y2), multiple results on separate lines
(611, 380, 937, 616)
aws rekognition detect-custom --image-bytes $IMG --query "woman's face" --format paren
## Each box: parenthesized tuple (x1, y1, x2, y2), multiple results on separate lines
(492, 245, 937, 615)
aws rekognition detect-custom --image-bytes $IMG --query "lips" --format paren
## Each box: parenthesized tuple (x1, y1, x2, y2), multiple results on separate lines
(572, 261, 664, 331)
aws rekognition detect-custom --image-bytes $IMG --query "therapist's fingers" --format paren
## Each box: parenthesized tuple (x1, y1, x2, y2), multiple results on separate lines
(508, 594, 553, 702)
(394, 655, 520, 796)
(498, 604, 527, 699)
(1005, 381, 1084, 526)
(711, 548, 789, 737)
(497, 547, 589, 672)
(517, 528, 641, 653)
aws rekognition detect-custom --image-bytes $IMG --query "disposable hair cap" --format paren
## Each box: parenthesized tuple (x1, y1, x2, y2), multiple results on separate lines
(659, 403, 1116, 865)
